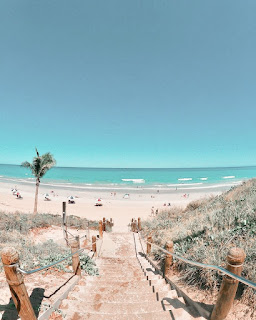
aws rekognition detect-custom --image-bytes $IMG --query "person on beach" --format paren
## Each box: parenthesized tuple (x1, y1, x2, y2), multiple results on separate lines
(151, 207, 155, 216)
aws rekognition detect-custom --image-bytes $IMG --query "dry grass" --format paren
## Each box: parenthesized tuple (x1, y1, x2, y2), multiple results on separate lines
(0, 212, 98, 274)
(142, 179, 256, 314)
(0, 211, 98, 234)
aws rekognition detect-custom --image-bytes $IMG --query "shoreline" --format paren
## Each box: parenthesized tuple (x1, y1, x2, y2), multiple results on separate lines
(0, 175, 244, 193)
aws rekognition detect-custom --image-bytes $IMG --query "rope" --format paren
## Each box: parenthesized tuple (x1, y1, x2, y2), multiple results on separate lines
(11, 241, 98, 275)
(137, 232, 256, 290)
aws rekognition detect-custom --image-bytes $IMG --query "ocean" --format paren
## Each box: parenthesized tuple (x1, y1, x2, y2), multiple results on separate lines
(0, 164, 256, 191)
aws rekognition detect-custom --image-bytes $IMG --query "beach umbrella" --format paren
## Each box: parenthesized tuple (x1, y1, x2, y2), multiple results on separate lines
(68, 196, 74, 200)
(44, 193, 49, 197)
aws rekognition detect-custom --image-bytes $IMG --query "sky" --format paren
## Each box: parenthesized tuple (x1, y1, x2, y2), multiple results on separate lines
(0, 1, 256, 168)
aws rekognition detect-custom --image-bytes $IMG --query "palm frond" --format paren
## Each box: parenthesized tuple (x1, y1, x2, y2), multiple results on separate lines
(21, 149, 56, 179)
(41, 153, 56, 167)
(32, 156, 42, 177)
(35, 147, 40, 157)
(21, 161, 32, 169)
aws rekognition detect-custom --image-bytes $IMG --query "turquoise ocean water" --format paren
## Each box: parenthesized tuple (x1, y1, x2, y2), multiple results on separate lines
(0, 164, 256, 191)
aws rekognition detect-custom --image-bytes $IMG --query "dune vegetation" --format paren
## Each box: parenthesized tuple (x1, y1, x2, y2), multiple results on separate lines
(142, 179, 256, 309)
(0, 212, 98, 274)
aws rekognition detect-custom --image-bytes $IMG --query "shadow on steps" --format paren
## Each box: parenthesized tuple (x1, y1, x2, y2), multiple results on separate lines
(1, 287, 45, 320)
(138, 252, 214, 319)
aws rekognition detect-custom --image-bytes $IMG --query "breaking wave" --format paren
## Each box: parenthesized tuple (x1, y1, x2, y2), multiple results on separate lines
(122, 179, 145, 184)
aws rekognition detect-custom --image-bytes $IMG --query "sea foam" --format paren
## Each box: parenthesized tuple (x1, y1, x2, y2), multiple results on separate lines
(122, 179, 145, 183)
(178, 178, 192, 181)
(223, 176, 235, 179)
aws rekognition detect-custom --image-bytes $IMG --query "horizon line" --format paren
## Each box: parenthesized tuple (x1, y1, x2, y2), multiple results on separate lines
(1, 163, 256, 170)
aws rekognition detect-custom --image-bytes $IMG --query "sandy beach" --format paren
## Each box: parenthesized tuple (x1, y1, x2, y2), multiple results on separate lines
(0, 179, 229, 230)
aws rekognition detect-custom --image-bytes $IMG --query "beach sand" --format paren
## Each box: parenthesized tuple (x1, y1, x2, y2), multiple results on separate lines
(0, 179, 229, 231)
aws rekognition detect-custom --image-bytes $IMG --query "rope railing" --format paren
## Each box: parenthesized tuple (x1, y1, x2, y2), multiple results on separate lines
(1, 212, 110, 320)
(132, 215, 255, 320)
(65, 229, 76, 238)
(138, 232, 256, 290)
(15, 243, 96, 275)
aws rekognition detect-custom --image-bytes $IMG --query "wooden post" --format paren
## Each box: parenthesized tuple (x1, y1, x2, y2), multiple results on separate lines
(147, 236, 152, 254)
(92, 235, 97, 256)
(210, 247, 246, 320)
(110, 218, 113, 226)
(62, 202, 67, 242)
(99, 220, 103, 238)
(138, 217, 142, 231)
(131, 219, 134, 232)
(1, 247, 37, 320)
(103, 217, 106, 232)
(87, 221, 90, 241)
(134, 220, 138, 233)
(164, 241, 174, 277)
(70, 236, 81, 276)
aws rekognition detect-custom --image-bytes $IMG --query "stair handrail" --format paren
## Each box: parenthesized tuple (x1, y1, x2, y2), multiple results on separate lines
(138, 232, 256, 290)
(3, 241, 97, 276)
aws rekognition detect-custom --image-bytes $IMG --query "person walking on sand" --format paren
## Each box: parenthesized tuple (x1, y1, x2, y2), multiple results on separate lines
(151, 206, 155, 217)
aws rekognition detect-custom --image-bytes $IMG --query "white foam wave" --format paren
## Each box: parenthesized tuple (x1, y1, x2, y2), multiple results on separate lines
(223, 176, 235, 179)
(179, 181, 242, 190)
(167, 183, 203, 187)
(178, 178, 192, 181)
(200, 177, 208, 181)
(122, 179, 145, 183)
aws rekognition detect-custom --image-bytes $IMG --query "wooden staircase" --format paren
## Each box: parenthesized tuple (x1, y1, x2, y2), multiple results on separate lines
(50, 232, 206, 320)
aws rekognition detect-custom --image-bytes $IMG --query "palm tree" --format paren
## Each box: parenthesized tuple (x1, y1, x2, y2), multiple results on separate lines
(21, 148, 56, 214)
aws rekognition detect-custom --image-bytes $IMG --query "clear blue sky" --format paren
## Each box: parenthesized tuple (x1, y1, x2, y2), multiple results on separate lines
(1, 1, 256, 168)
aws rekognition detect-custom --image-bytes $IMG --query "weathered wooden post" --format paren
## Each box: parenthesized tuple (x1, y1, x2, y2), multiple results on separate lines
(86, 221, 90, 241)
(99, 220, 103, 238)
(103, 217, 106, 232)
(130, 219, 134, 232)
(1, 247, 37, 320)
(110, 218, 113, 226)
(138, 217, 142, 231)
(210, 247, 246, 320)
(164, 241, 174, 277)
(147, 236, 152, 254)
(92, 235, 97, 256)
(70, 236, 81, 276)
(134, 219, 138, 233)
(131, 220, 136, 232)
(62, 202, 68, 243)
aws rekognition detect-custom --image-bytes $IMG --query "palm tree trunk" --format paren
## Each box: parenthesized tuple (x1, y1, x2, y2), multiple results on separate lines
(33, 179, 40, 214)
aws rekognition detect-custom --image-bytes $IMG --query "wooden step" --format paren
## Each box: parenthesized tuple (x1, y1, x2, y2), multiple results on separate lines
(60, 300, 164, 314)
(60, 310, 172, 320)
